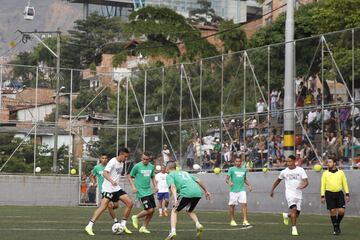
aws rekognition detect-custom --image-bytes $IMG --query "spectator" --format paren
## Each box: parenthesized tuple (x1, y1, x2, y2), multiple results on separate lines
(305, 89, 314, 106)
(307, 109, 320, 136)
(351, 105, 360, 130)
(186, 141, 195, 169)
(162, 144, 171, 165)
(316, 88, 322, 106)
(194, 138, 202, 163)
(270, 89, 278, 118)
(256, 98, 266, 123)
(339, 106, 351, 134)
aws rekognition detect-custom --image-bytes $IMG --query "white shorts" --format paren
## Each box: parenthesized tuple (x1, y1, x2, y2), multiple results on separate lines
(286, 198, 302, 211)
(228, 191, 247, 205)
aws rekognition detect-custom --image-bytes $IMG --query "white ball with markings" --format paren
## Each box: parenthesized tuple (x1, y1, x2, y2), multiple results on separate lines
(112, 223, 124, 234)
(35, 167, 41, 173)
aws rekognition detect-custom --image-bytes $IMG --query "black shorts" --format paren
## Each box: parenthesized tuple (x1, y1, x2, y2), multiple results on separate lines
(102, 189, 127, 202)
(325, 191, 346, 210)
(176, 197, 201, 212)
(140, 195, 156, 210)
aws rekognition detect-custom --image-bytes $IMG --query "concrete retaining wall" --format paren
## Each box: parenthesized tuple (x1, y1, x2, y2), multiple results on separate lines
(0, 171, 359, 215)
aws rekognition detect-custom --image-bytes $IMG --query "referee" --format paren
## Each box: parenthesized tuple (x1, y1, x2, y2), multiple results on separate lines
(320, 156, 350, 235)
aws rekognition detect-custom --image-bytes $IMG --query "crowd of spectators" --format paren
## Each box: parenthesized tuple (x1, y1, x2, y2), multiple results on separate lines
(173, 76, 360, 171)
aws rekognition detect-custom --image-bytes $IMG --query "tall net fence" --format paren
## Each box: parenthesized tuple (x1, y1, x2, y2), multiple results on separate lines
(1, 28, 360, 180)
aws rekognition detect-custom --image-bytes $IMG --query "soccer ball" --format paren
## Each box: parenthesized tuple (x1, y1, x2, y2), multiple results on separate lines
(313, 164, 322, 172)
(112, 223, 124, 234)
(262, 167, 268, 173)
(155, 165, 162, 171)
(193, 164, 201, 170)
(70, 169, 76, 175)
(35, 167, 41, 173)
(214, 167, 221, 174)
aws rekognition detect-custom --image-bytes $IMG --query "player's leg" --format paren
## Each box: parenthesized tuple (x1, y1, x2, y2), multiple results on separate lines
(289, 204, 300, 236)
(136, 195, 156, 233)
(165, 208, 178, 240)
(107, 201, 119, 223)
(335, 191, 346, 235)
(158, 193, 164, 217)
(228, 192, 238, 226)
(336, 208, 345, 234)
(119, 193, 134, 234)
(142, 208, 155, 229)
(239, 191, 250, 226)
(325, 191, 340, 235)
(164, 193, 170, 217)
(85, 196, 111, 235)
(186, 198, 203, 239)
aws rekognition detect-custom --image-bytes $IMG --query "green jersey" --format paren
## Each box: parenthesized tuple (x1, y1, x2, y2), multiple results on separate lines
(227, 166, 247, 192)
(130, 162, 155, 199)
(166, 171, 202, 198)
(92, 164, 105, 192)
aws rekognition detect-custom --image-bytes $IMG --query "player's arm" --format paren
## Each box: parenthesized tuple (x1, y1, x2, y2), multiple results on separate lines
(103, 170, 117, 186)
(225, 175, 233, 186)
(297, 178, 309, 190)
(244, 176, 252, 192)
(151, 176, 158, 193)
(196, 178, 211, 200)
(320, 172, 326, 204)
(342, 171, 350, 203)
(128, 165, 137, 193)
(270, 178, 282, 198)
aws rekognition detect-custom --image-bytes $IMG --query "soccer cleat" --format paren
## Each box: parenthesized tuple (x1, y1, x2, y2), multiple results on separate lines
(84, 226, 95, 236)
(230, 220, 238, 226)
(292, 228, 299, 236)
(333, 226, 341, 235)
(139, 226, 151, 234)
(123, 226, 132, 234)
(165, 231, 177, 240)
(242, 220, 251, 227)
(131, 215, 139, 229)
(196, 224, 203, 239)
(164, 209, 169, 217)
(282, 213, 289, 226)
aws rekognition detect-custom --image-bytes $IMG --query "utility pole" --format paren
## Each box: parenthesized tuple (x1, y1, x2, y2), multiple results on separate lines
(53, 28, 61, 173)
(283, 0, 295, 158)
(18, 29, 61, 172)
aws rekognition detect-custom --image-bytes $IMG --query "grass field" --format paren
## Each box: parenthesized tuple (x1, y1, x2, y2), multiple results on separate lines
(0, 206, 358, 240)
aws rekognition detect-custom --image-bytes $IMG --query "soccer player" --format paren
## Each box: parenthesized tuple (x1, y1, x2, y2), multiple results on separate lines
(226, 155, 252, 227)
(89, 154, 119, 223)
(85, 147, 134, 236)
(270, 155, 308, 236)
(164, 161, 211, 240)
(320, 156, 350, 235)
(129, 151, 158, 234)
(155, 165, 170, 217)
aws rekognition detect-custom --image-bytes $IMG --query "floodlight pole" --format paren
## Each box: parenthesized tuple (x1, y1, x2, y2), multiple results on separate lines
(53, 29, 61, 173)
(283, 0, 295, 158)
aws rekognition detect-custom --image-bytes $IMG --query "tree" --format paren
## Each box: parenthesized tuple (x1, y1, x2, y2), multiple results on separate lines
(218, 20, 247, 53)
(73, 88, 112, 114)
(125, 6, 218, 62)
(68, 12, 125, 68)
(188, 0, 223, 26)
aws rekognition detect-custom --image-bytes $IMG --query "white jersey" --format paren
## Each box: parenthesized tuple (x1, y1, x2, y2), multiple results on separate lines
(279, 166, 308, 200)
(155, 172, 169, 193)
(102, 157, 124, 193)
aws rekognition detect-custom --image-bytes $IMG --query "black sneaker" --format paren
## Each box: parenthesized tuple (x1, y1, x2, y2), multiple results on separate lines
(333, 226, 340, 235)
(336, 226, 341, 235)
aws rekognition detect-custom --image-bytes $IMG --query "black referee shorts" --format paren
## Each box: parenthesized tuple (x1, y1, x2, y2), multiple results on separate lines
(325, 191, 346, 210)
(175, 197, 201, 212)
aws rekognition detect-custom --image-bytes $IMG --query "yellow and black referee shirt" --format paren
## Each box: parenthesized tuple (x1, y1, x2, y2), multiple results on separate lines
(320, 169, 350, 197)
